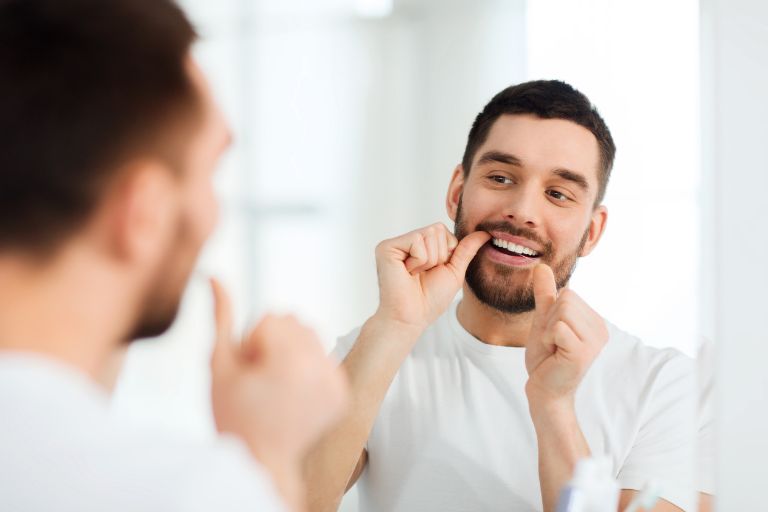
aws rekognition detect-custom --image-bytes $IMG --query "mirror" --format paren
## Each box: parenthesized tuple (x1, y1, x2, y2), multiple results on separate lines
(113, 0, 714, 510)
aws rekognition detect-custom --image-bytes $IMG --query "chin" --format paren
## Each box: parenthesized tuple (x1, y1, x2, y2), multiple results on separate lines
(127, 296, 183, 342)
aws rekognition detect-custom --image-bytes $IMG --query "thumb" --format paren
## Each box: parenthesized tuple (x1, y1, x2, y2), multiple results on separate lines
(532, 264, 557, 323)
(210, 277, 235, 368)
(527, 265, 558, 362)
(446, 231, 491, 278)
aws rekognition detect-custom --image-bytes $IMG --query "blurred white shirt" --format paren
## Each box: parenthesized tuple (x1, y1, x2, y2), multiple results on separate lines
(0, 353, 285, 512)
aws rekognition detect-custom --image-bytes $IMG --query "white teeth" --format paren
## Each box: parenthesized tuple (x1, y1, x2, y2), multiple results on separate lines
(492, 238, 539, 257)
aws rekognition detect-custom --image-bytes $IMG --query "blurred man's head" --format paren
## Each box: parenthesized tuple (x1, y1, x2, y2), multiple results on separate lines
(0, 0, 230, 340)
(447, 81, 614, 314)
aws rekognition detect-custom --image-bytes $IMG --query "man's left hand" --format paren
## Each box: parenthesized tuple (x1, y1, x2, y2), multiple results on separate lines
(524, 264, 609, 404)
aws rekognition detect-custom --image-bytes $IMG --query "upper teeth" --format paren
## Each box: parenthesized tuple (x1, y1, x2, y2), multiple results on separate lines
(492, 238, 539, 256)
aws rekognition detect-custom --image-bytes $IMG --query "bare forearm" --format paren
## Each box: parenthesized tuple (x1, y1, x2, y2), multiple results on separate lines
(304, 314, 422, 512)
(528, 393, 591, 512)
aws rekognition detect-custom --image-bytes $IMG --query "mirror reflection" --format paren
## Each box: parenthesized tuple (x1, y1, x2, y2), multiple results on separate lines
(0, 0, 718, 511)
(116, 0, 710, 511)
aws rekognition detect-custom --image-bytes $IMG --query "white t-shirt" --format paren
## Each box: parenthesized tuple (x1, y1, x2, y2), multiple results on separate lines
(0, 353, 286, 512)
(332, 301, 700, 512)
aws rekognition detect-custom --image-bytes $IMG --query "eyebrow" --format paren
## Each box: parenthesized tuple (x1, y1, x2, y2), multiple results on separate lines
(553, 168, 590, 192)
(476, 150, 591, 192)
(476, 150, 522, 167)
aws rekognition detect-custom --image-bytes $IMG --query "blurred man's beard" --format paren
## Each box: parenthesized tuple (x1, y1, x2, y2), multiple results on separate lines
(454, 198, 588, 314)
(129, 279, 185, 341)
(127, 217, 198, 342)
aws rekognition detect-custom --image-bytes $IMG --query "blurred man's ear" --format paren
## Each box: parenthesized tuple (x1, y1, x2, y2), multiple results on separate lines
(101, 160, 177, 266)
(446, 165, 465, 222)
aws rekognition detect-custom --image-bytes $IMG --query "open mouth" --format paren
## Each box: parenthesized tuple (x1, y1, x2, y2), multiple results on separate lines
(489, 237, 541, 260)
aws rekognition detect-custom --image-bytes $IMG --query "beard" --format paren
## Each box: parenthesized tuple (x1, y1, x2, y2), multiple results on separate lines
(126, 214, 200, 342)
(454, 198, 589, 314)
(128, 275, 186, 341)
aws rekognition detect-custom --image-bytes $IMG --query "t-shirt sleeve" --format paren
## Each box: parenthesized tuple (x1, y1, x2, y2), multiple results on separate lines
(176, 435, 287, 512)
(617, 352, 698, 511)
(329, 326, 363, 364)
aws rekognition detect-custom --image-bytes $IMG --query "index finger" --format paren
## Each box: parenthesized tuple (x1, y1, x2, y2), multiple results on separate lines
(210, 277, 234, 364)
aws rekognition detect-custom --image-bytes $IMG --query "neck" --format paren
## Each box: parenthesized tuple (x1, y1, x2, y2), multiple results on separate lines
(0, 245, 134, 391)
(456, 283, 534, 347)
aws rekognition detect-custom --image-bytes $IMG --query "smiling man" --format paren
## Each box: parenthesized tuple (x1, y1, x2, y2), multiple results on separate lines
(305, 81, 704, 512)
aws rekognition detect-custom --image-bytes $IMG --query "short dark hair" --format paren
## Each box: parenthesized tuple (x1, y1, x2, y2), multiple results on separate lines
(0, 0, 198, 254)
(461, 80, 616, 205)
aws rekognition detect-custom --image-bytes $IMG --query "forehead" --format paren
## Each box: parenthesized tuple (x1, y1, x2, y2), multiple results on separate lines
(473, 114, 601, 183)
(186, 57, 230, 150)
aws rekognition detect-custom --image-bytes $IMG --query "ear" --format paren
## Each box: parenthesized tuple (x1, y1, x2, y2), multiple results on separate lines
(446, 165, 465, 222)
(579, 205, 608, 257)
(106, 160, 177, 265)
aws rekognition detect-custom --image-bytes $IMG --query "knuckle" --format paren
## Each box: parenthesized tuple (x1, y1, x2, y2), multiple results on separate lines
(548, 304, 565, 322)
(261, 313, 280, 326)
(554, 320, 569, 336)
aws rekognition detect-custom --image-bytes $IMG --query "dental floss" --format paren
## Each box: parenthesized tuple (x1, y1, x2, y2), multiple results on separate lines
(555, 456, 620, 512)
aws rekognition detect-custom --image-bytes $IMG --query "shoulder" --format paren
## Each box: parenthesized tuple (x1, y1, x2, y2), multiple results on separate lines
(602, 321, 693, 370)
(0, 404, 285, 511)
(100, 430, 286, 511)
(160, 435, 286, 512)
(592, 321, 695, 394)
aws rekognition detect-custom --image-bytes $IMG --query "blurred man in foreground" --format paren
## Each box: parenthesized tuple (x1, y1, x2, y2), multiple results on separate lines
(0, 1, 347, 510)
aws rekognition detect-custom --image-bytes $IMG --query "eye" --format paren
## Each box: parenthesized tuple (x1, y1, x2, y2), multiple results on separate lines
(488, 175, 513, 185)
(547, 189, 571, 202)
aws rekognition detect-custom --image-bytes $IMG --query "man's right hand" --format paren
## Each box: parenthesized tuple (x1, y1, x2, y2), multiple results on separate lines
(374, 223, 490, 331)
(208, 278, 349, 509)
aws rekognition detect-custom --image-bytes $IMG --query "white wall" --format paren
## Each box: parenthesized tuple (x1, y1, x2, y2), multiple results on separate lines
(700, 0, 768, 509)
(527, 0, 701, 357)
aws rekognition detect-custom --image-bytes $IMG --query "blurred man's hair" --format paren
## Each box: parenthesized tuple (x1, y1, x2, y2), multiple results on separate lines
(461, 80, 616, 206)
(0, 0, 198, 255)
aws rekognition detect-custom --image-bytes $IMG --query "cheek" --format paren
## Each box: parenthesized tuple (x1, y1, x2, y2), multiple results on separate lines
(184, 180, 219, 243)
(549, 213, 591, 253)
(460, 190, 497, 225)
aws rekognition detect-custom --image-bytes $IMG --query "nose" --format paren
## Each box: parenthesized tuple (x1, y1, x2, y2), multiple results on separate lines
(502, 184, 541, 228)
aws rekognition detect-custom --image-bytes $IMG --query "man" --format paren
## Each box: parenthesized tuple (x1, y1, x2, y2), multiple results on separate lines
(0, 1, 346, 511)
(305, 81, 704, 511)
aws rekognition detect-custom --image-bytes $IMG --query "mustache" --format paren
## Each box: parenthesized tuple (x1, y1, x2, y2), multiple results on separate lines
(474, 220, 554, 259)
